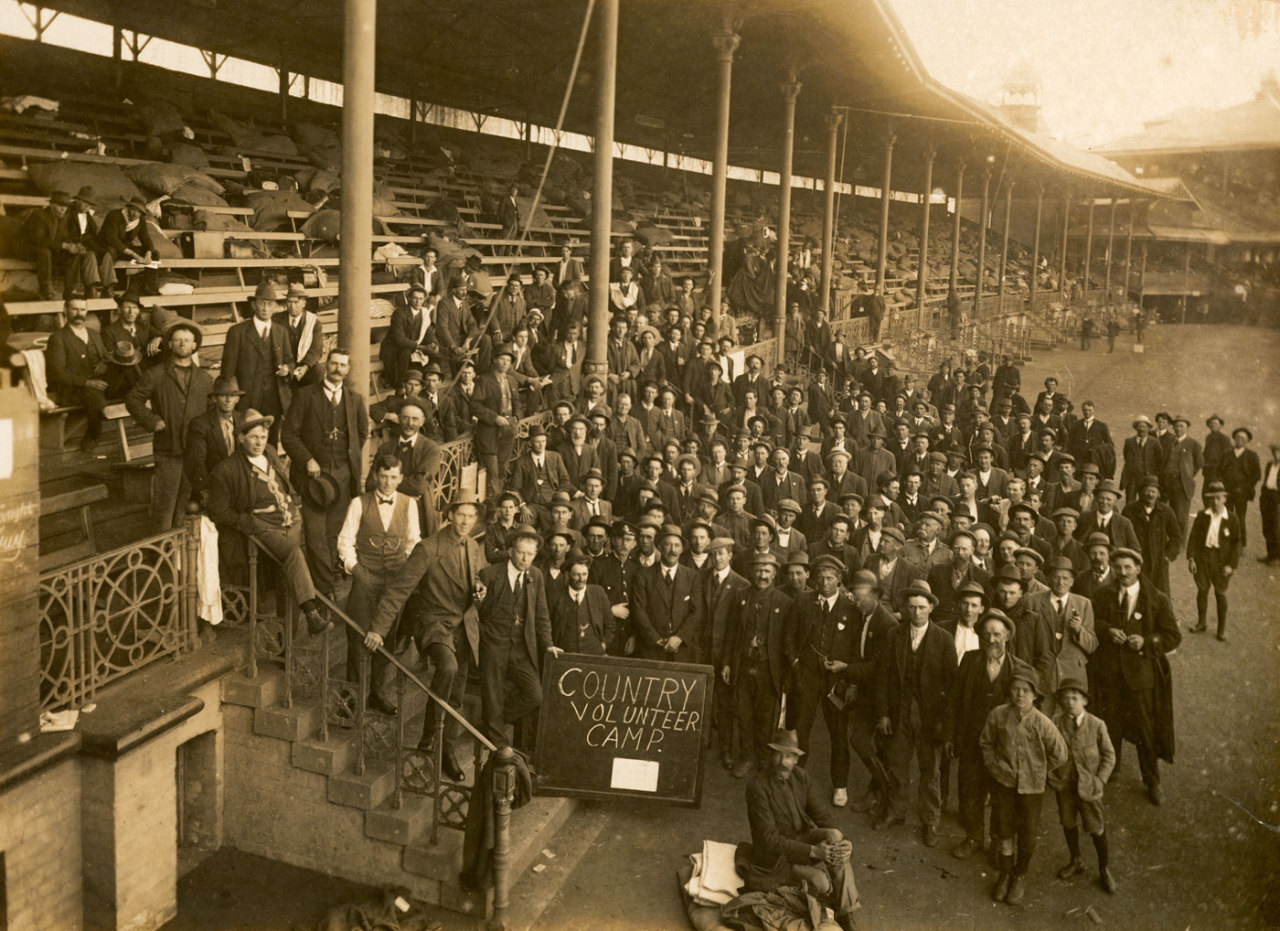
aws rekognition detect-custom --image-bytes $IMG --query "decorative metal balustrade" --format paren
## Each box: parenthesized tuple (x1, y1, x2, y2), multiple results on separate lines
(38, 523, 197, 711)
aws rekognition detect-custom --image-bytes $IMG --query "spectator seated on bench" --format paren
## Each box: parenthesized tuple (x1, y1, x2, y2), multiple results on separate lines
(46, 293, 112, 453)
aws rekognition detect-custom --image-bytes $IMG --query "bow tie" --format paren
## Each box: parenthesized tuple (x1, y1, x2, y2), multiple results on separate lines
(399, 440, 413, 451)
(377, 495, 395, 506)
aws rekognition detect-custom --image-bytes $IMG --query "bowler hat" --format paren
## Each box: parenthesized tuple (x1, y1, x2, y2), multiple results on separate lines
(210, 375, 245, 396)
(508, 524, 542, 546)
(237, 408, 274, 434)
(765, 728, 805, 756)
(992, 564, 1028, 590)
(303, 471, 342, 509)
(1056, 677, 1089, 698)
(254, 279, 284, 301)
(784, 551, 810, 568)
(49, 190, 73, 207)
(525, 424, 547, 439)
(1044, 556, 1076, 574)
(899, 579, 938, 606)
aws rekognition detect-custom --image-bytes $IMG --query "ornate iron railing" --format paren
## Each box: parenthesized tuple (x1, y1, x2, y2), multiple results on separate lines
(38, 523, 198, 711)
(423, 410, 554, 515)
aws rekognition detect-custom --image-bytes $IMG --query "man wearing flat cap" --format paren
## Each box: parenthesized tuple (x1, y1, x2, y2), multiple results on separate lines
(722, 552, 795, 778)
(632, 525, 704, 664)
(221, 279, 296, 444)
(1120, 415, 1165, 504)
(282, 347, 368, 600)
(1090, 547, 1180, 805)
(864, 525, 924, 611)
(1187, 482, 1241, 641)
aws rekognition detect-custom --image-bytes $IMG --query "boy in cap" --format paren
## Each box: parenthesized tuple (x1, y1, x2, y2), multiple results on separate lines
(1187, 481, 1241, 640)
(1049, 679, 1117, 893)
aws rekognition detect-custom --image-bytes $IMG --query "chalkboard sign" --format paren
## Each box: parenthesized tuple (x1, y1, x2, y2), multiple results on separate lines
(534, 653, 712, 806)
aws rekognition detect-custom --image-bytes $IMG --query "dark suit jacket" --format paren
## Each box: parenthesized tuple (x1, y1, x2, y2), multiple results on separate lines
(549, 583, 614, 654)
(478, 562, 553, 668)
(221, 319, 295, 415)
(470, 372, 521, 457)
(945, 651, 1034, 751)
(1161, 436, 1203, 499)
(206, 447, 295, 540)
(557, 442, 600, 490)
(632, 562, 705, 663)
(1186, 508, 1242, 571)
(281, 382, 368, 494)
(1120, 435, 1165, 499)
(704, 568, 750, 666)
(185, 408, 242, 499)
(275, 310, 325, 373)
(745, 765, 836, 868)
(366, 434, 442, 502)
(1075, 511, 1140, 552)
(759, 470, 808, 512)
(927, 562, 992, 622)
(791, 590, 863, 695)
(724, 586, 795, 692)
(1068, 418, 1114, 471)
(1221, 448, 1262, 502)
(646, 406, 686, 452)
(864, 553, 924, 608)
(875, 621, 955, 735)
(124, 361, 214, 456)
(46, 325, 108, 394)
(509, 450, 572, 507)
(372, 527, 489, 650)
(1091, 577, 1181, 691)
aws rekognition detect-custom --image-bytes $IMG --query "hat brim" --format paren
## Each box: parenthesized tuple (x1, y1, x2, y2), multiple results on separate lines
(766, 742, 805, 756)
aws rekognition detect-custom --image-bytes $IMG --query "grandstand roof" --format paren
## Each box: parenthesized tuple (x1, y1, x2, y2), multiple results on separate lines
(1095, 87, 1280, 157)
(36, 0, 1176, 199)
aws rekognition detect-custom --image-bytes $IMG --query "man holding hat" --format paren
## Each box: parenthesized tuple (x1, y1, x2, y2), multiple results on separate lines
(633, 525, 704, 664)
(1121, 415, 1165, 503)
(206, 408, 330, 636)
(102, 290, 154, 392)
(1187, 481, 1241, 640)
(1122, 476, 1181, 593)
(874, 580, 954, 843)
(1222, 426, 1261, 550)
(282, 348, 368, 600)
(741, 728, 860, 931)
(1091, 547, 1180, 804)
(721, 552, 794, 778)
(1160, 414, 1202, 544)
(221, 279, 295, 444)
(125, 319, 211, 530)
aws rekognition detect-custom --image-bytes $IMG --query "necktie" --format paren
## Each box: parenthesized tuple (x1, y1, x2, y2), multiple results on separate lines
(1118, 589, 1128, 622)
(400, 441, 413, 454)
(222, 418, 235, 455)
(514, 571, 525, 608)
(330, 389, 341, 409)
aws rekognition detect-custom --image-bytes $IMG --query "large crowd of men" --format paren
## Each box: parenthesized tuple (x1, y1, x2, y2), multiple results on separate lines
(39, 232, 1278, 922)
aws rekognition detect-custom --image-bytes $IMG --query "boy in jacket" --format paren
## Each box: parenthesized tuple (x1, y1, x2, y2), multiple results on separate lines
(1049, 678, 1117, 894)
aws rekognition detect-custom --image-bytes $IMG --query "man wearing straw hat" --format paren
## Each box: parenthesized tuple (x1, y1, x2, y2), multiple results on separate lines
(125, 319, 211, 530)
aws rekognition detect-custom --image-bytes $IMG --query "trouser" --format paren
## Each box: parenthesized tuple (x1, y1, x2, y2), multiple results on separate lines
(151, 454, 191, 531)
(991, 784, 1044, 875)
(1100, 683, 1161, 787)
(849, 707, 890, 799)
(885, 698, 942, 826)
(791, 671, 850, 789)
(35, 247, 100, 297)
(58, 384, 108, 443)
(104, 362, 141, 399)
(1167, 486, 1192, 545)
(1193, 548, 1232, 634)
(1261, 488, 1279, 559)
(416, 624, 473, 750)
(300, 461, 351, 597)
(712, 674, 737, 760)
(734, 660, 780, 767)
(789, 828, 860, 921)
(479, 631, 542, 747)
(344, 563, 399, 691)
(479, 433, 515, 494)
(957, 746, 995, 844)
(250, 523, 317, 607)
(1226, 492, 1250, 548)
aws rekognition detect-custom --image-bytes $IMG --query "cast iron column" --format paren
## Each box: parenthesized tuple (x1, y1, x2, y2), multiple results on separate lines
(1123, 200, 1136, 304)
(973, 166, 991, 317)
(916, 145, 935, 326)
(707, 28, 740, 330)
(339, 0, 376, 398)
(1058, 194, 1071, 298)
(949, 161, 965, 293)
(1028, 184, 1043, 315)
(875, 131, 896, 296)
(819, 108, 843, 316)
(1082, 199, 1095, 305)
(1103, 196, 1117, 309)
(998, 179, 1014, 303)
(585, 0, 618, 377)
(774, 77, 801, 365)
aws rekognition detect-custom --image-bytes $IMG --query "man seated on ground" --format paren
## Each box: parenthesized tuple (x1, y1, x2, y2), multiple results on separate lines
(206, 410, 331, 636)
(741, 729, 860, 931)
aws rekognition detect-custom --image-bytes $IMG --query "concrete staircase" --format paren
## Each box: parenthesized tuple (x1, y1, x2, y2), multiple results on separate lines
(219, 663, 574, 920)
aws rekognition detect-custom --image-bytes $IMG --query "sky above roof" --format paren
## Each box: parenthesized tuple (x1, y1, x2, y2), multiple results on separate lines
(888, 0, 1280, 148)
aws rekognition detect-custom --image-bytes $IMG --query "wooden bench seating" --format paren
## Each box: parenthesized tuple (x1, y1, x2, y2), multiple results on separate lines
(38, 474, 109, 570)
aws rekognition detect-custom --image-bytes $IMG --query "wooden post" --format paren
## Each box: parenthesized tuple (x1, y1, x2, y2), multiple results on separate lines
(1104, 197, 1117, 308)
(488, 746, 517, 930)
(1181, 243, 1191, 323)
(949, 161, 965, 294)
(584, 0, 618, 379)
(875, 131, 896, 296)
(998, 179, 1014, 302)
(819, 109, 844, 316)
(916, 145, 936, 326)
(1058, 194, 1071, 299)
(707, 27, 740, 329)
(774, 76, 801, 365)
(1082, 199, 1095, 305)
(973, 165, 991, 317)
(1123, 200, 1136, 304)
(1028, 185, 1043, 316)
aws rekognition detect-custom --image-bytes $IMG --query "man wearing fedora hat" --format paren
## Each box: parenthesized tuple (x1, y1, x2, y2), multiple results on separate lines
(874, 579, 954, 843)
(282, 347, 368, 600)
(509, 424, 571, 529)
(185, 374, 245, 507)
(1187, 482, 1241, 640)
(1160, 414, 1202, 544)
(206, 409, 330, 636)
(1076, 480, 1140, 552)
(741, 728, 860, 931)
(22, 190, 97, 300)
(125, 320, 211, 530)
(1222, 426, 1261, 550)
(97, 195, 156, 292)
(366, 396, 442, 536)
(471, 344, 521, 491)
(221, 279, 295, 444)
(863, 526, 924, 611)
(276, 281, 324, 388)
(1120, 415, 1164, 504)
(990, 563, 1055, 687)
(633, 525, 704, 664)
(102, 290, 155, 382)
(1123, 476, 1181, 594)
(379, 285, 437, 389)
(1023, 558, 1098, 713)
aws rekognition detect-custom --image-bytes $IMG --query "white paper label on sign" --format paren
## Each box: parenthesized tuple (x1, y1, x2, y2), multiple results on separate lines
(0, 420, 11, 479)
(610, 757, 659, 792)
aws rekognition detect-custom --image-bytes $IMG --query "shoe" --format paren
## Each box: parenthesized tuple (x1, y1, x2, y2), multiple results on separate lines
(721, 753, 734, 771)
(991, 871, 1011, 902)
(951, 837, 977, 860)
(731, 760, 754, 779)
(1005, 874, 1025, 905)
(366, 692, 397, 716)
(1147, 784, 1163, 806)
(1058, 857, 1086, 879)
(1189, 623, 1207, 633)
(832, 788, 848, 808)
(923, 824, 938, 848)
(850, 791, 879, 813)
(304, 606, 333, 635)
(1100, 867, 1117, 894)
(442, 747, 465, 782)
(1216, 632, 1228, 642)
(417, 732, 437, 754)
(872, 814, 904, 831)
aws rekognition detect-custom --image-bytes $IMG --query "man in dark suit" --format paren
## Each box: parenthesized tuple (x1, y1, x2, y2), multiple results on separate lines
(874, 580, 955, 845)
(1067, 401, 1113, 476)
(864, 527, 924, 611)
(475, 526, 558, 748)
(722, 553, 794, 777)
(206, 410, 329, 635)
(378, 285, 436, 388)
(548, 555, 614, 654)
(1091, 547, 1181, 804)
(789, 555, 862, 806)
(471, 346, 521, 492)
(759, 447, 808, 514)
(221, 280, 295, 444)
(1187, 482, 1242, 640)
(1222, 427, 1262, 550)
(1161, 414, 1202, 544)
(1120, 415, 1165, 504)
(24, 190, 101, 299)
(555, 243, 584, 286)
(281, 348, 369, 599)
(365, 397, 442, 536)
(842, 571, 896, 814)
(1021, 558, 1098, 713)
(45, 293, 110, 452)
(557, 414, 600, 488)
(926, 529, 991, 623)
(124, 320, 212, 530)
(704, 537, 750, 769)
(509, 424, 571, 528)
(275, 282, 325, 388)
(632, 525, 704, 664)
(1076, 480, 1140, 551)
(434, 276, 480, 375)
(185, 375, 245, 508)
(1123, 476, 1182, 593)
